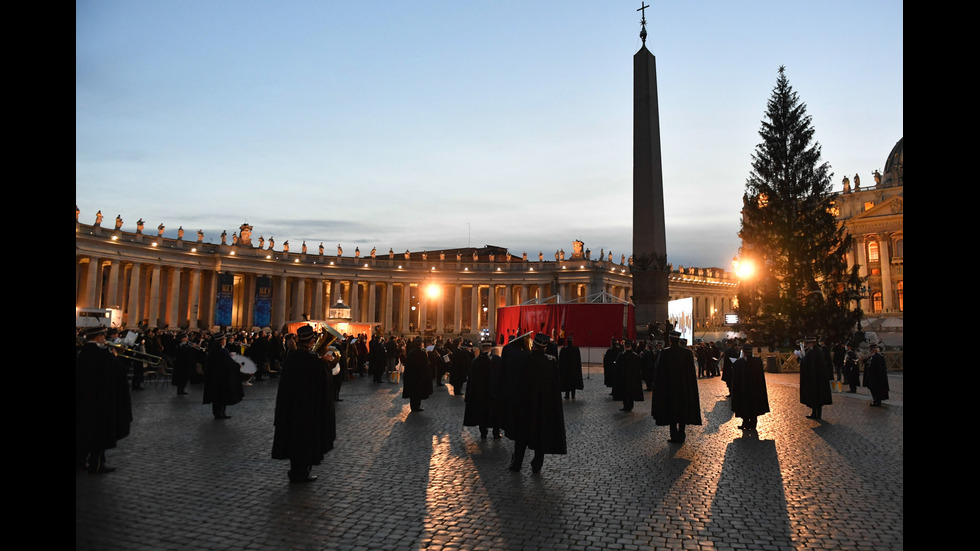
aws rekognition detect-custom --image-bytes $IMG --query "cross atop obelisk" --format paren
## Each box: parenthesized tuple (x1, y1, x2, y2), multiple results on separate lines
(638, 2, 649, 45)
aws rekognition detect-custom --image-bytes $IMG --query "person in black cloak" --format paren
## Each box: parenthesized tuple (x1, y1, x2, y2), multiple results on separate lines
(799, 337, 833, 419)
(729, 344, 770, 431)
(558, 335, 584, 400)
(863, 344, 889, 407)
(76, 326, 132, 474)
(449, 340, 473, 396)
(202, 332, 244, 420)
(603, 338, 622, 396)
(506, 332, 567, 473)
(402, 336, 433, 412)
(651, 330, 702, 443)
(463, 339, 503, 439)
(720, 339, 739, 396)
(172, 331, 193, 395)
(843, 343, 861, 393)
(613, 340, 645, 412)
(272, 325, 337, 484)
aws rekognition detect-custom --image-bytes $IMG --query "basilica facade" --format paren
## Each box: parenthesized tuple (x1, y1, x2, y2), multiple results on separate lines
(833, 137, 904, 346)
(75, 219, 737, 340)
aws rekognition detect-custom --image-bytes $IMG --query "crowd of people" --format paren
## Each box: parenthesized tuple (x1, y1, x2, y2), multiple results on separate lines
(76, 321, 892, 481)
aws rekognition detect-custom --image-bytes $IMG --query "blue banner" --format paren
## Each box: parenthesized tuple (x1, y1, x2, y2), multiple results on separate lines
(215, 273, 234, 327)
(254, 276, 272, 328)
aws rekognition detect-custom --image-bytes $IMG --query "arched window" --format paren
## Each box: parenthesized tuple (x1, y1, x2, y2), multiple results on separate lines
(893, 238, 903, 259)
(868, 241, 880, 262)
(872, 292, 883, 313)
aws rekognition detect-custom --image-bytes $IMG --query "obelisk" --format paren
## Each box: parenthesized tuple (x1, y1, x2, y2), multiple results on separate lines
(631, 3, 669, 334)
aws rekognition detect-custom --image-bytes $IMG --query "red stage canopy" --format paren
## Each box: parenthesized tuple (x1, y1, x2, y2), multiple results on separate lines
(494, 303, 635, 348)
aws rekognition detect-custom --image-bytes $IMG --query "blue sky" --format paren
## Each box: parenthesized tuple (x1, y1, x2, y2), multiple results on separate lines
(76, 1, 903, 269)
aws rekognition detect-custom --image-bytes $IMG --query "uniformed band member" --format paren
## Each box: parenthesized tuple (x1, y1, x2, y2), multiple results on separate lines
(463, 339, 503, 439)
(272, 325, 337, 484)
(202, 332, 244, 419)
(799, 337, 832, 419)
(651, 330, 702, 443)
(76, 326, 132, 474)
(402, 336, 433, 412)
(729, 345, 770, 431)
(506, 333, 567, 474)
(864, 344, 889, 407)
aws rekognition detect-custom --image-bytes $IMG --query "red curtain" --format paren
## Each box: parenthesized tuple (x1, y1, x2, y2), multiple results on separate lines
(494, 304, 635, 347)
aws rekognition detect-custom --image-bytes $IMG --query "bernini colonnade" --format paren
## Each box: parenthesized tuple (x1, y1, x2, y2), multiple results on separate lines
(76, 219, 737, 338)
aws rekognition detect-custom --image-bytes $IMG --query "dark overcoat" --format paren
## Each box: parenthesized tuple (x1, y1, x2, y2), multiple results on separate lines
(172, 342, 196, 388)
(508, 349, 567, 454)
(449, 347, 472, 391)
(402, 346, 433, 400)
(730, 356, 770, 419)
(799, 348, 833, 407)
(463, 352, 502, 427)
(203, 347, 244, 406)
(863, 352, 889, 400)
(76, 343, 132, 452)
(499, 338, 530, 435)
(558, 345, 584, 392)
(612, 349, 645, 401)
(272, 349, 335, 464)
(650, 344, 702, 426)
(603, 345, 621, 388)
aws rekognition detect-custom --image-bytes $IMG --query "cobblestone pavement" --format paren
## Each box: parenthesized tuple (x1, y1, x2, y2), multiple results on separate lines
(76, 367, 903, 551)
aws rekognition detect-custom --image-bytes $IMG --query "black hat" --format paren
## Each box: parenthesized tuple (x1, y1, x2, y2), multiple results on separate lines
(296, 325, 316, 343)
(212, 331, 227, 340)
(532, 333, 550, 348)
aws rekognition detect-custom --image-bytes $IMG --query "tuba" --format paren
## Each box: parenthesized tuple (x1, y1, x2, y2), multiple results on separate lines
(310, 324, 344, 357)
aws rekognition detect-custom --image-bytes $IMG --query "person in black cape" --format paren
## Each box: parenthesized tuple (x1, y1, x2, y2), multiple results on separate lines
(506, 333, 567, 473)
(272, 325, 337, 484)
(402, 337, 433, 412)
(863, 344, 889, 407)
(651, 331, 702, 443)
(463, 339, 503, 439)
(603, 338, 621, 396)
(76, 326, 132, 474)
(612, 340, 645, 412)
(558, 335, 584, 400)
(729, 344, 770, 431)
(172, 331, 193, 395)
(799, 337, 832, 419)
(202, 332, 244, 419)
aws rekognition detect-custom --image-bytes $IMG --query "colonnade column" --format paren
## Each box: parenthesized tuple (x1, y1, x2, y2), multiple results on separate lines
(418, 283, 428, 332)
(167, 267, 181, 328)
(384, 282, 394, 334)
(453, 284, 462, 334)
(488, 285, 497, 336)
(878, 233, 894, 311)
(148, 264, 162, 328)
(855, 238, 869, 313)
(273, 275, 287, 330)
(349, 279, 360, 322)
(313, 279, 325, 320)
(367, 282, 377, 323)
(106, 260, 121, 308)
(400, 283, 411, 333)
(471, 285, 480, 332)
(293, 277, 306, 321)
(127, 262, 142, 326)
(189, 269, 201, 329)
(435, 284, 445, 335)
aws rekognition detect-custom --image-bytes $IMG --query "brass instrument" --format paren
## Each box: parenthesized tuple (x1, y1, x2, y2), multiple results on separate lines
(107, 342, 163, 366)
(311, 324, 345, 357)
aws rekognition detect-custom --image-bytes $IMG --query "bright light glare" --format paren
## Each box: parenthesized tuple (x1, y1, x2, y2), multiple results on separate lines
(735, 259, 756, 280)
(426, 284, 441, 299)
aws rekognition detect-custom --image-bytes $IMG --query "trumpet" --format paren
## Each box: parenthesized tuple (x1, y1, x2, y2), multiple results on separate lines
(107, 342, 163, 366)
